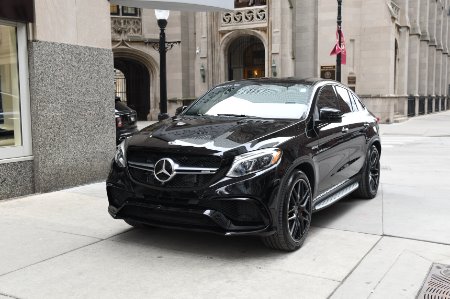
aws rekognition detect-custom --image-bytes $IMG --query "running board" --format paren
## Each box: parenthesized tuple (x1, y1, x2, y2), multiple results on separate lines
(314, 182, 359, 211)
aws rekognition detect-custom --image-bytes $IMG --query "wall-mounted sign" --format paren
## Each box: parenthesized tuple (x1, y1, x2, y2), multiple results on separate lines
(348, 76, 356, 85)
(0, 0, 34, 23)
(320, 65, 336, 80)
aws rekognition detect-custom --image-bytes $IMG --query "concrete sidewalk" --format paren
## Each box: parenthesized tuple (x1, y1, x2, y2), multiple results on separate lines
(1, 112, 450, 298)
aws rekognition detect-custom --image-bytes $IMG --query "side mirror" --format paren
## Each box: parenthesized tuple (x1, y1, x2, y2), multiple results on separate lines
(319, 107, 343, 123)
(175, 106, 188, 116)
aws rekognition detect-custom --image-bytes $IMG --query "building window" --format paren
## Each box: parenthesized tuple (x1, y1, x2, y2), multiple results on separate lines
(110, 5, 140, 17)
(110, 5, 120, 16)
(0, 22, 32, 161)
(122, 6, 139, 17)
(234, 0, 267, 8)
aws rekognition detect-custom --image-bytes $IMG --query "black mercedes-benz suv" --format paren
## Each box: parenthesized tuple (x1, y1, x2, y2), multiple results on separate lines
(107, 78, 381, 251)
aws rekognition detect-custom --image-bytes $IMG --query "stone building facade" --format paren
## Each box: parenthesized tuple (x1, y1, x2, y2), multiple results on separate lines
(0, 0, 115, 200)
(112, 0, 450, 123)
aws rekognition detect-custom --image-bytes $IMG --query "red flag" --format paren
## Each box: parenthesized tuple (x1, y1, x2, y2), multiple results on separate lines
(330, 28, 346, 65)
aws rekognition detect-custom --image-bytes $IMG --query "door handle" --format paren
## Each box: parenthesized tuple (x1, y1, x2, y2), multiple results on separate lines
(342, 127, 349, 133)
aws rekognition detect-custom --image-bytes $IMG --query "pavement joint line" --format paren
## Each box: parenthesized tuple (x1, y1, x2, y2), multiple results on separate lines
(381, 183, 385, 236)
(38, 228, 105, 241)
(365, 249, 434, 299)
(0, 230, 131, 279)
(310, 225, 383, 238)
(327, 236, 383, 299)
(257, 265, 341, 283)
(383, 234, 450, 247)
(0, 291, 21, 299)
(366, 249, 407, 299)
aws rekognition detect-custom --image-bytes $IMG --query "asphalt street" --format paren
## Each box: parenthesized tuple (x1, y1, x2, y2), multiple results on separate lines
(1, 112, 450, 298)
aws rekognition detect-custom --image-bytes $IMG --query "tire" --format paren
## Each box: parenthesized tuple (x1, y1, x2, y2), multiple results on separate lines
(262, 170, 312, 251)
(354, 145, 380, 199)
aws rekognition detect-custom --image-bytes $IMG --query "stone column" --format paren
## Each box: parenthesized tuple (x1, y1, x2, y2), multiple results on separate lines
(435, 2, 444, 98)
(407, 0, 420, 97)
(442, 0, 449, 96)
(294, 1, 318, 78)
(418, 0, 429, 98)
(428, 0, 437, 104)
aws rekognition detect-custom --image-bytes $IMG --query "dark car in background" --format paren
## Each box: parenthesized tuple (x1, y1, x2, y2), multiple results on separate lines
(107, 78, 381, 251)
(115, 98, 138, 144)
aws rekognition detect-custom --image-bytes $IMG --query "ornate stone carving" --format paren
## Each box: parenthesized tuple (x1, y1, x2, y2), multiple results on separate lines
(388, 0, 400, 19)
(221, 6, 268, 27)
(111, 17, 142, 40)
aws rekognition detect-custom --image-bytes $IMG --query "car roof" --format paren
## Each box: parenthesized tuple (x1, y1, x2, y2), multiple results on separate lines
(216, 77, 335, 87)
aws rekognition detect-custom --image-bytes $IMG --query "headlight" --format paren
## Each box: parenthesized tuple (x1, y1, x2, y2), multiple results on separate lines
(114, 140, 127, 168)
(227, 148, 282, 178)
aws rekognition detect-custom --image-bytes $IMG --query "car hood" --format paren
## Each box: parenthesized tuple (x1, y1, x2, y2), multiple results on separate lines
(127, 116, 301, 157)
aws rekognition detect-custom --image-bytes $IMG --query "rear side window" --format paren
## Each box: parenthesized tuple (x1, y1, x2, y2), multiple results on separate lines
(317, 85, 339, 110)
(349, 91, 365, 111)
(335, 86, 353, 113)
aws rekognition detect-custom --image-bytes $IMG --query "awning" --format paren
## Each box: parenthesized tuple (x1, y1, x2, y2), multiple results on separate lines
(109, 0, 233, 12)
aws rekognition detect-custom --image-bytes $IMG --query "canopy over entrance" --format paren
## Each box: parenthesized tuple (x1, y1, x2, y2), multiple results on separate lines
(110, 0, 233, 11)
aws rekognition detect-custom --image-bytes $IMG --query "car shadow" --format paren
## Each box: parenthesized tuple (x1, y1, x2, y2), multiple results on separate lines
(110, 225, 307, 260)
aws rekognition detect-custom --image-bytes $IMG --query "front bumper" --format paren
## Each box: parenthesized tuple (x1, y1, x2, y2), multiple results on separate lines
(106, 164, 282, 236)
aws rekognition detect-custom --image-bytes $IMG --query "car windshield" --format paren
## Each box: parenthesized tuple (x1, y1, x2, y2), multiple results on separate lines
(184, 82, 313, 120)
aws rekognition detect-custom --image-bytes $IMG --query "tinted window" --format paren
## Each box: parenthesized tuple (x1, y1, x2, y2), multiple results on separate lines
(350, 92, 365, 111)
(317, 85, 338, 110)
(335, 86, 353, 113)
(184, 82, 313, 120)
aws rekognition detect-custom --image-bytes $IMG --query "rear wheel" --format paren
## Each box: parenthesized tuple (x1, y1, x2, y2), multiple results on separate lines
(262, 170, 312, 251)
(354, 145, 380, 199)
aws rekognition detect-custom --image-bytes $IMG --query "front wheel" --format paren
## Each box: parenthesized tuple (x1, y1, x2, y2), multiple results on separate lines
(354, 145, 380, 199)
(262, 170, 312, 251)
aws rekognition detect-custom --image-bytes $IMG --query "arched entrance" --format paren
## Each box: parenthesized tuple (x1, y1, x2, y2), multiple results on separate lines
(114, 57, 150, 120)
(227, 35, 266, 81)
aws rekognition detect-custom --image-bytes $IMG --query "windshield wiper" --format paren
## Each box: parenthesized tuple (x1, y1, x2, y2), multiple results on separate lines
(217, 114, 258, 118)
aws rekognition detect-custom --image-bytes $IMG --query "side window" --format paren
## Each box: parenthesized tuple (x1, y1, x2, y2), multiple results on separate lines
(350, 91, 365, 111)
(335, 86, 353, 113)
(317, 85, 339, 111)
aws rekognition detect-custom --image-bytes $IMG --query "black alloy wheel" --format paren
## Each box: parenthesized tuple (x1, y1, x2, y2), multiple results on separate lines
(368, 147, 380, 194)
(262, 170, 312, 251)
(355, 145, 380, 199)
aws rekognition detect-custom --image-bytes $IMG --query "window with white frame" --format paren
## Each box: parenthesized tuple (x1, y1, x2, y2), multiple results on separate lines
(0, 21, 32, 161)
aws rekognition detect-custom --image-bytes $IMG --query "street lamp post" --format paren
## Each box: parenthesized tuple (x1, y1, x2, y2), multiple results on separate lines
(336, 0, 342, 83)
(155, 10, 170, 121)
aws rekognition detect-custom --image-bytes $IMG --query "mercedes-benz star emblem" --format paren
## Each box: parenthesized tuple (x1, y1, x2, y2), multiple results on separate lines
(154, 158, 176, 183)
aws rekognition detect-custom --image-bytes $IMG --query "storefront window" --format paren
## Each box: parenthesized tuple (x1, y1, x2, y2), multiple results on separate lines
(0, 22, 31, 160)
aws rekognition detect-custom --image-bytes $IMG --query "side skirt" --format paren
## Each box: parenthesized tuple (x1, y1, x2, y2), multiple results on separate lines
(312, 182, 359, 212)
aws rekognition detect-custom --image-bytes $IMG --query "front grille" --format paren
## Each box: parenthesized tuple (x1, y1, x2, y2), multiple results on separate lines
(129, 167, 215, 189)
(128, 150, 221, 169)
(127, 149, 222, 189)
